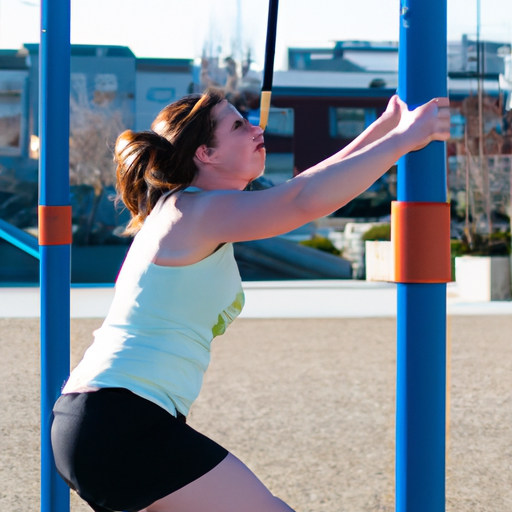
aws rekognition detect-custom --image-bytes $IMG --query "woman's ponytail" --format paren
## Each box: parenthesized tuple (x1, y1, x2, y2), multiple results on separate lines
(114, 130, 188, 235)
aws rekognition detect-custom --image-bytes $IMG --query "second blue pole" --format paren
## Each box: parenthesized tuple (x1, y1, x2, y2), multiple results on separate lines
(396, 1, 448, 511)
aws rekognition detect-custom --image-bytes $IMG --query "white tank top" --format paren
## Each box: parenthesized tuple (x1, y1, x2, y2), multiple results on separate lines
(62, 189, 244, 417)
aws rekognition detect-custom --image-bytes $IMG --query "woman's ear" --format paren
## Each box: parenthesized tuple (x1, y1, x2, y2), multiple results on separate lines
(195, 144, 215, 164)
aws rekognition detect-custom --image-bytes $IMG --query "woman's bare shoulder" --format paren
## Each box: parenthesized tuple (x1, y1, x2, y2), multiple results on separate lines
(148, 191, 222, 266)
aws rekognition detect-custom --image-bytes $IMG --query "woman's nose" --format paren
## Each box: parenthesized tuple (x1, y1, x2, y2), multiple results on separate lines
(252, 124, 264, 139)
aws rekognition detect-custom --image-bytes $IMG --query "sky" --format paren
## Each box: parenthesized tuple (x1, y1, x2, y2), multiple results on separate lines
(1, 0, 512, 70)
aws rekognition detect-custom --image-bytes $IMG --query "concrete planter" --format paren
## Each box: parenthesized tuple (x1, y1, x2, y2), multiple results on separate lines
(455, 255, 512, 301)
(365, 241, 394, 282)
(344, 222, 387, 279)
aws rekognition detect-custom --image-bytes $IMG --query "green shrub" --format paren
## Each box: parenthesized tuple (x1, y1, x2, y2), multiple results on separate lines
(489, 231, 511, 255)
(451, 239, 471, 257)
(299, 236, 341, 256)
(361, 223, 391, 241)
(452, 232, 511, 257)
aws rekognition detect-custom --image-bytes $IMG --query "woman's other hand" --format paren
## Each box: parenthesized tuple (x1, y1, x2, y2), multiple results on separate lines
(393, 97, 451, 153)
(378, 94, 404, 132)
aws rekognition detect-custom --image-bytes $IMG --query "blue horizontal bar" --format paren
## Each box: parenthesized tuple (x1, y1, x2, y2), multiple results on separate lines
(0, 217, 40, 260)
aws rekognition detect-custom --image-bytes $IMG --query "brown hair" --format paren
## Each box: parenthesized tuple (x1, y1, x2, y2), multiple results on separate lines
(114, 89, 224, 235)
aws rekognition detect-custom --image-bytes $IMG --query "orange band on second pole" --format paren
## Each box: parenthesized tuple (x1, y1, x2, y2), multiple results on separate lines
(392, 201, 451, 283)
(38, 205, 72, 246)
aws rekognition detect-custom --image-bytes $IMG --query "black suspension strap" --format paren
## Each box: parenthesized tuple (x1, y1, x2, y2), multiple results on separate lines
(259, 0, 279, 130)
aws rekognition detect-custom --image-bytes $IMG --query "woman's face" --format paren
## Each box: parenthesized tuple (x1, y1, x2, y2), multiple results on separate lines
(206, 100, 266, 187)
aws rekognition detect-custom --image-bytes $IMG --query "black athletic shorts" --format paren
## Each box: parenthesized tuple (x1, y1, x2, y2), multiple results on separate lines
(51, 388, 228, 512)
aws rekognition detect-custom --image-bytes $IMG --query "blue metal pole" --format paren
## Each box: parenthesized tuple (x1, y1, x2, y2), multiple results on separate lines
(396, 1, 447, 511)
(39, 1, 71, 511)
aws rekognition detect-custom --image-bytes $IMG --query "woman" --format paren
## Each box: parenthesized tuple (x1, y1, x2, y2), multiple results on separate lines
(51, 89, 450, 512)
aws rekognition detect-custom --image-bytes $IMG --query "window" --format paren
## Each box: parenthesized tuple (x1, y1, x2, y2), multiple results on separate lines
(248, 108, 294, 137)
(0, 71, 28, 156)
(266, 108, 294, 136)
(330, 107, 376, 139)
(146, 87, 176, 103)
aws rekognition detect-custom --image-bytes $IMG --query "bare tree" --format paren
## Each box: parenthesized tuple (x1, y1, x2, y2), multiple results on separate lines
(449, 94, 511, 254)
(69, 98, 126, 244)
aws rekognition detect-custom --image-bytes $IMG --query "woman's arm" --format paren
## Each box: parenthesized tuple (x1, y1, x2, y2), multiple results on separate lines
(180, 97, 451, 247)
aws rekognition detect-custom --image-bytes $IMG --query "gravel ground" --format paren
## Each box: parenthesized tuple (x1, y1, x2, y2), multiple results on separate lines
(1, 315, 511, 512)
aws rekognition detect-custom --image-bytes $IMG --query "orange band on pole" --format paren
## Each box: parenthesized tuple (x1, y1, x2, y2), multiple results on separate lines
(392, 201, 451, 283)
(38, 205, 72, 246)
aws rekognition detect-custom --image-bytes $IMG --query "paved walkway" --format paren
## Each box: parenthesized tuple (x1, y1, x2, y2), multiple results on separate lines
(2, 314, 512, 512)
(1, 280, 512, 318)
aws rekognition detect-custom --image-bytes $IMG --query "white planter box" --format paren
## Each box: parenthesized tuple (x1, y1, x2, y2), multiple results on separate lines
(365, 241, 394, 282)
(455, 255, 512, 302)
(344, 222, 380, 279)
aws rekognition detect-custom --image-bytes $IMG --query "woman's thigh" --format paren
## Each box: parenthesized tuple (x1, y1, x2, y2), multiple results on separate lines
(143, 453, 295, 512)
